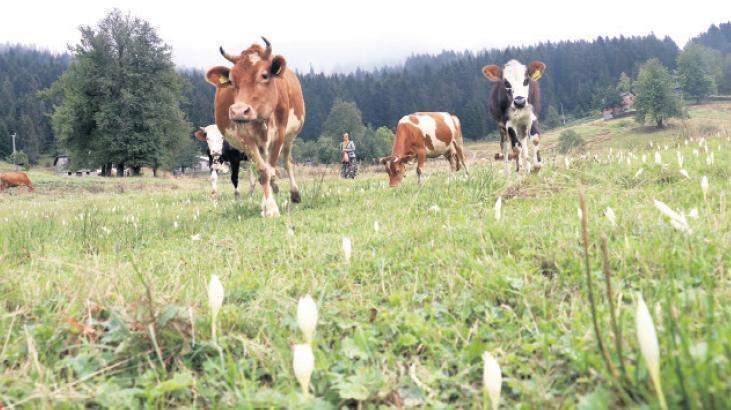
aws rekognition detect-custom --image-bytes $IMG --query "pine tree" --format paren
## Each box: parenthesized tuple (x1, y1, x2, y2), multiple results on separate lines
(633, 58, 682, 128)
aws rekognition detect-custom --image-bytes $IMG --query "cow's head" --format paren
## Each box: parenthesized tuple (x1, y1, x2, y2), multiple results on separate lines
(194, 124, 224, 160)
(379, 155, 413, 187)
(482, 60, 546, 110)
(206, 37, 286, 125)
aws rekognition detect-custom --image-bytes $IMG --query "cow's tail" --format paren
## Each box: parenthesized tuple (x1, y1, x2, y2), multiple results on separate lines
(450, 115, 468, 174)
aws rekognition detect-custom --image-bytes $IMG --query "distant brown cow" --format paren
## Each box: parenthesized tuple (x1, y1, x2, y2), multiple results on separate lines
(0, 172, 34, 192)
(379, 112, 468, 187)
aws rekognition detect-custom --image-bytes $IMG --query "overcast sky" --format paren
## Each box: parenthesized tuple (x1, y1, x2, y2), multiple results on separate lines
(1, 0, 727, 73)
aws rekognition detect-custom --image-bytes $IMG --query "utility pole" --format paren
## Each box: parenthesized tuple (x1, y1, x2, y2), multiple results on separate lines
(10, 132, 18, 171)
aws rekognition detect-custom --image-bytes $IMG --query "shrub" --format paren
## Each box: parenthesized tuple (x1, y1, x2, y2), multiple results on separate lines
(6, 150, 30, 169)
(558, 130, 585, 153)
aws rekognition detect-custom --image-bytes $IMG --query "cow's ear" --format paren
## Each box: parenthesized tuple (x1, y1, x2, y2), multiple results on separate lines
(194, 130, 207, 142)
(270, 55, 287, 77)
(527, 61, 546, 81)
(206, 66, 231, 88)
(379, 155, 395, 165)
(482, 65, 502, 81)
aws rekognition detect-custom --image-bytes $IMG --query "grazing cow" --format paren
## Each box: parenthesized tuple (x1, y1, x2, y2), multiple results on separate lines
(194, 124, 256, 198)
(205, 37, 305, 217)
(482, 59, 546, 175)
(379, 112, 468, 187)
(0, 172, 34, 192)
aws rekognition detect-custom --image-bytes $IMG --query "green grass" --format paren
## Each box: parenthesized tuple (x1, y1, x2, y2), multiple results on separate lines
(1, 105, 729, 408)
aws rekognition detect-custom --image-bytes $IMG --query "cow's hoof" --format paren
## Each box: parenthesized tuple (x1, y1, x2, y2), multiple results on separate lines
(290, 190, 301, 203)
(531, 163, 542, 173)
(270, 180, 279, 194)
(234, 190, 241, 198)
(261, 196, 280, 217)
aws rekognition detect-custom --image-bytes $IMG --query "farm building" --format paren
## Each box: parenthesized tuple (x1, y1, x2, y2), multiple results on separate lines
(602, 92, 636, 120)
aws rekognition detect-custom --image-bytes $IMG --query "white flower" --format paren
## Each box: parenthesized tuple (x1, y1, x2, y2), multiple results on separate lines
(676, 152, 683, 168)
(635, 168, 644, 178)
(191, 234, 201, 241)
(482, 352, 502, 410)
(653, 199, 691, 234)
(701, 175, 709, 200)
(688, 208, 699, 219)
(564, 156, 570, 168)
(494, 197, 502, 221)
(654, 151, 662, 165)
(208, 275, 224, 341)
(287, 227, 295, 237)
(604, 207, 616, 227)
(636, 294, 667, 410)
(641, 154, 647, 163)
(705, 153, 713, 165)
(577, 207, 583, 221)
(297, 295, 318, 343)
(693, 149, 699, 157)
(429, 204, 441, 213)
(342, 236, 352, 263)
(679, 169, 689, 179)
(373, 221, 380, 233)
(293, 344, 315, 396)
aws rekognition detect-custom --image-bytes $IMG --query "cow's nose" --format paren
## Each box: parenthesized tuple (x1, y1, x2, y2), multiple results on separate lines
(514, 97, 526, 108)
(229, 104, 255, 121)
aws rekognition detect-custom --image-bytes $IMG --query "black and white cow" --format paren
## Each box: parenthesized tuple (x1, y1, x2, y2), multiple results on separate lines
(482, 59, 546, 175)
(194, 124, 255, 198)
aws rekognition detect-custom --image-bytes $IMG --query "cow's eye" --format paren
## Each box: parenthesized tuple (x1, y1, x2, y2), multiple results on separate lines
(523, 78, 530, 86)
(261, 72, 270, 81)
(504, 80, 511, 89)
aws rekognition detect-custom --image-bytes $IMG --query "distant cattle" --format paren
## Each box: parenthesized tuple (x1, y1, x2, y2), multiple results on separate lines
(482, 59, 546, 174)
(379, 112, 468, 187)
(194, 124, 255, 198)
(0, 172, 34, 192)
(206, 37, 305, 217)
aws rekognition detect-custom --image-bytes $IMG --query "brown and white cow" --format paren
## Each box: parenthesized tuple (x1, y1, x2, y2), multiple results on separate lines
(380, 112, 468, 187)
(0, 172, 34, 192)
(205, 37, 305, 217)
(482, 59, 546, 175)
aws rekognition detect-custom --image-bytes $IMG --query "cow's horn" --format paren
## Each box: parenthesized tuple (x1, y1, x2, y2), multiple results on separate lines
(261, 36, 272, 59)
(219, 46, 238, 63)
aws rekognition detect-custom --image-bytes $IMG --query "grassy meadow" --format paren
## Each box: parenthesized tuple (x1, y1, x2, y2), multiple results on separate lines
(0, 104, 729, 408)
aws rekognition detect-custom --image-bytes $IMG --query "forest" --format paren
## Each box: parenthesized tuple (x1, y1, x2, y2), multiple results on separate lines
(1, 22, 729, 166)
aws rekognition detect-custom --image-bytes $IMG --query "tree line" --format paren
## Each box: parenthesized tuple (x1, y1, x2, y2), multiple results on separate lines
(1, 16, 729, 170)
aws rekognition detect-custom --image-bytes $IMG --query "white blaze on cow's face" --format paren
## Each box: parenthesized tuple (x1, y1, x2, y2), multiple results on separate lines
(502, 60, 530, 109)
(194, 125, 224, 157)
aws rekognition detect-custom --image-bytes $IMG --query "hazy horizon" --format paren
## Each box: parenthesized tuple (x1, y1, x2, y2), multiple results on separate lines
(0, 0, 726, 74)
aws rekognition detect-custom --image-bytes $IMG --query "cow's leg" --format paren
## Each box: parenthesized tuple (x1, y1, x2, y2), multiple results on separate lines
(508, 127, 521, 173)
(454, 142, 469, 176)
(530, 121, 542, 172)
(416, 149, 427, 186)
(499, 125, 510, 176)
(281, 137, 301, 203)
(210, 168, 219, 197)
(247, 165, 256, 199)
(268, 129, 286, 195)
(446, 152, 456, 183)
(230, 158, 241, 198)
(244, 136, 279, 217)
